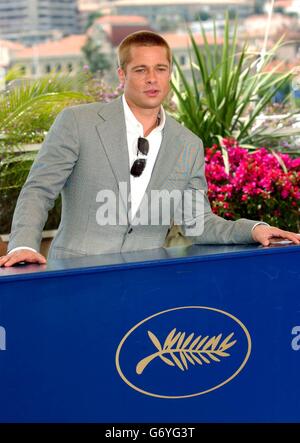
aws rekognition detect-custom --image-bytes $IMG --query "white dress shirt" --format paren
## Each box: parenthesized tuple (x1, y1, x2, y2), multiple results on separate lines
(122, 94, 165, 220)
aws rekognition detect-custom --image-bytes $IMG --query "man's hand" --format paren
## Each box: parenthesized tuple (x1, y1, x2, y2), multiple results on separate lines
(0, 250, 47, 267)
(252, 225, 300, 247)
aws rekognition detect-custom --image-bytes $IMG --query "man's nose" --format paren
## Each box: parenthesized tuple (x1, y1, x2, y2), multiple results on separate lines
(146, 69, 157, 83)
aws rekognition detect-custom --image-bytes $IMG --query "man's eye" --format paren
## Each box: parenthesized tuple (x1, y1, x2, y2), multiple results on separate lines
(135, 69, 145, 73)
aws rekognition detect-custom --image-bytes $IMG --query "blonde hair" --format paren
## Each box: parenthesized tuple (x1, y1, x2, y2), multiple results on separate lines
(118, 30, 172, 71)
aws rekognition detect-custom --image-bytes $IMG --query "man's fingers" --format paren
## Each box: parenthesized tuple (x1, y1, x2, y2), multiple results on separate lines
(253, 225, 300, 246)
(2, 256, 46, 267)
(0, 251, 47, 267)
(0, 256, 10, 267)
(3, 257, 45, 267)
(270, 230, 300, 245)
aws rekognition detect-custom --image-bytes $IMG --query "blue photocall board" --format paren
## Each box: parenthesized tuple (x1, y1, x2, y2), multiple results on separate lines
(0, 244, 300, 423)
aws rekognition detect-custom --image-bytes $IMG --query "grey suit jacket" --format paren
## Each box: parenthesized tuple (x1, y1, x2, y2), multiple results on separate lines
(8, 97, 258, 259)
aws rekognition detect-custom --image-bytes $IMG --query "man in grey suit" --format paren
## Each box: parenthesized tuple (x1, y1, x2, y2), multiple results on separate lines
(1, 31, 299, 267)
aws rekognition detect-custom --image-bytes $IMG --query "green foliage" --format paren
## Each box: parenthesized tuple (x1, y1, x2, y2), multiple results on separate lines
(4, 66, 25, 83)
(81, 37, 111, 74)
(84, 11, 103, 31)
(227, 8, 237, 19)
(171, 15, 296, 149)
(254, 0, 265, 14)
(194, 11, 211, 21)
(0, 151, 63, 233)
(274, 7, 284, 14)
(0, 73, 91, 232)
(0, 73, 91, 146)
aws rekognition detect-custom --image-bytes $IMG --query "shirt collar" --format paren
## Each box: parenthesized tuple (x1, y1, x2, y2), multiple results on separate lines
(122, 94, 166, 135)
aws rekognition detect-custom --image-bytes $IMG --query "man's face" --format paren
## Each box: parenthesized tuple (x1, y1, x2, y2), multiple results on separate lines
(117, 45, 172, 110)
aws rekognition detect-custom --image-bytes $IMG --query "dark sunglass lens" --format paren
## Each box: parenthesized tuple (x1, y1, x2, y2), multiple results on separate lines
(138, 137, 149, 155)
(130, 159, 146, 177)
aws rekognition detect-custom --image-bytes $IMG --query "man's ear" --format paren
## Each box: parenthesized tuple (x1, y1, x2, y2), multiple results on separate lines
(117, 67, 125, 86)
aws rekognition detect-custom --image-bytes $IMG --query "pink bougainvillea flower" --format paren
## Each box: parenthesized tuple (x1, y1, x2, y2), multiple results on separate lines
(205, 138, 300, 230)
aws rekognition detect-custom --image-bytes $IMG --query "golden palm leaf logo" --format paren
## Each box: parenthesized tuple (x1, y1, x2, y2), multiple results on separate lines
(136, 328, 236, 375)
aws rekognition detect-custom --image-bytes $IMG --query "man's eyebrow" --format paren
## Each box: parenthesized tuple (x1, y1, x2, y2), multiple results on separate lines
(131, 64, 146, 69)
(131, 63, 169, 69)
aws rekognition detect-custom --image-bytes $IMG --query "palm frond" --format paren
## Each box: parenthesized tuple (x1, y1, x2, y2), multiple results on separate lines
(0, 74, 91, 148)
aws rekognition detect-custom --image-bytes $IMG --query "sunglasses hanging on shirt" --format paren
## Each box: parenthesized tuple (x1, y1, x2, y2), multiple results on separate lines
(130, 137, 149, 177)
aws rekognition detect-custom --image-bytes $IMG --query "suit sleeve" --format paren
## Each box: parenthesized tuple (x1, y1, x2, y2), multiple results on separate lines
(181, 139, 260, 244)
(8, 108, 80, 252)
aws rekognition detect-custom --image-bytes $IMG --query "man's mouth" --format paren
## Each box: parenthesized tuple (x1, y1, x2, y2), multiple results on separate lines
(144, 89, 160, 96)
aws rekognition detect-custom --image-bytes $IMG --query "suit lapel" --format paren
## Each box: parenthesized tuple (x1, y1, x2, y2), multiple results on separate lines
(145, 115, 183, 192)
(95, 97, 131, 213)
(131, 116, 184, 225)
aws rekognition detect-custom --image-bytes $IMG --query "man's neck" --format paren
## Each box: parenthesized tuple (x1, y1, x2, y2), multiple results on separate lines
(124, 96, 161, 136)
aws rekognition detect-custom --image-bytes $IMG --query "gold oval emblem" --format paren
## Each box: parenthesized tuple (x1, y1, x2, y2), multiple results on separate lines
(116, 306, 251, 399)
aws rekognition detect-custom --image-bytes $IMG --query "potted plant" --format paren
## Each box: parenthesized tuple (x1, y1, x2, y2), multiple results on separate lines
(170, 15, 300, 150)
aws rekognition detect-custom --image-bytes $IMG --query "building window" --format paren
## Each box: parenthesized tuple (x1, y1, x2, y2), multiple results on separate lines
(45, 64, 51, 73)
(55, 63, 62, 72)
(67, 63, 72, 72)
(179, 54, 187, 66)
